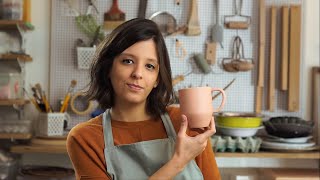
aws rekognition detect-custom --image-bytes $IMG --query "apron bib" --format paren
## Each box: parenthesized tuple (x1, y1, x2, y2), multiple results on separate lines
(103, 109, 204, 180)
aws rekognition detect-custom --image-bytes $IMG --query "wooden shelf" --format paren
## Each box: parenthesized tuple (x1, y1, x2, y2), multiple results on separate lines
(0, 53, 32, 62)
(11, 144, 67, 154)
(216, 151, 320, 159)
(0, 99, 30, 106)
(0, 20, 34, 30)
(0, 133, 32, 140)
(10, 142, 320, 159)
(0, 20, 24, 26)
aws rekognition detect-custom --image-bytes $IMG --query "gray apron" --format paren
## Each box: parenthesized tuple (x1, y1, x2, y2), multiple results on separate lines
(103, 109, 204, 180)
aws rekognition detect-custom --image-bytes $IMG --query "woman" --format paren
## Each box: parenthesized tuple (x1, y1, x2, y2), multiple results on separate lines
(67, 18, 221, 180)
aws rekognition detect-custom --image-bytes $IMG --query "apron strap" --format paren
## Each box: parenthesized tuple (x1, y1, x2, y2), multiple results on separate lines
(160, 112, 177, 139)
(103, 109, 115, 148)
(103, 109, 177, 148)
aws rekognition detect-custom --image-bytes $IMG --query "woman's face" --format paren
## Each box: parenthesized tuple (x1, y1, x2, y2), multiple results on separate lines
(109, 39, 159, 106)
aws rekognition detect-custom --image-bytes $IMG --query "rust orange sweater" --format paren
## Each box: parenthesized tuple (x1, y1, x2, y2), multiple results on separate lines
(67, 106, 221, 180)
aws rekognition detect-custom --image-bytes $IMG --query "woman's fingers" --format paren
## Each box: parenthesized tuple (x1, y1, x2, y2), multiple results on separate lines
(196, 117, 216, 140)
(178, 114, 188, 137)
(209, 117, 216, 132)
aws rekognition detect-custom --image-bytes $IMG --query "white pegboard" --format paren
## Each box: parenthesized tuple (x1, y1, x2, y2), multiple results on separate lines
(50, 0, 305, 128)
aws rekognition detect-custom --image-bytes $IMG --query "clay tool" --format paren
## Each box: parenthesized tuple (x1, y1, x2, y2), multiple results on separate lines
(212, 78, 236, 100)
(222, 36, 254, 72)
(175, 39, 187, 60)
(87, 0, 99, 15)
(224, 0, 251, 29)
(149, 11, 177, 36)
(172, 71, 192, 86)
(186, 0, 201, 36)
(60, 80, 77, 113)
(194, 53, 212, 74)
(212, 0, 223, 48)
(206, 42, 217, 65)
(104, 0, 126, 30)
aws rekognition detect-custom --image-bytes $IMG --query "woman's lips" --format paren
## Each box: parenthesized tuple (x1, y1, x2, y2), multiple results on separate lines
(127, 83, 143, 91)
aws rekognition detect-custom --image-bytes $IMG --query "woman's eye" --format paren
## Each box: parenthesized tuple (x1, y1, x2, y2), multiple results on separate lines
(122, 59, 133, 64)
(146, 64, 155, 70)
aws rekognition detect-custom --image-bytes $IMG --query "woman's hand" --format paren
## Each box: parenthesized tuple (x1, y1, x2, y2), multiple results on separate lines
(172, 115, 216, 169)
(149, 115, 216, 179)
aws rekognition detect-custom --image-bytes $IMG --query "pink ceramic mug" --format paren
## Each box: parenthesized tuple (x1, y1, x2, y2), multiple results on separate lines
(178, 87, 226, 128)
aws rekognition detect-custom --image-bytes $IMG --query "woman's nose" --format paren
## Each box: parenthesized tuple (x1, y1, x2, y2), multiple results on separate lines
(131, 66, 143, 79)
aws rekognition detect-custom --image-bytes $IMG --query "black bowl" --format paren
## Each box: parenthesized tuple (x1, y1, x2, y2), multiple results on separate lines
(263, 116, 314, 138)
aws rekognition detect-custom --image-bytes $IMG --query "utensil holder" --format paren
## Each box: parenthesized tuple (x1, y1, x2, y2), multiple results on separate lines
(37, 113, 70, 136)
(76, 47, 96, 69)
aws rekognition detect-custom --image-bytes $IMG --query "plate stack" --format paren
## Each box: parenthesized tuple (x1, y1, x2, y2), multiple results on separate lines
(262, 116, 318, 152)
(215, 112, 264, 137)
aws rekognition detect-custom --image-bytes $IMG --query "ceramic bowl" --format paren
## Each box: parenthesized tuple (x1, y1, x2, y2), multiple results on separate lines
(217, 125, 264, 137)
(263, 116, 314, 138)
(215, 112, 263, 128)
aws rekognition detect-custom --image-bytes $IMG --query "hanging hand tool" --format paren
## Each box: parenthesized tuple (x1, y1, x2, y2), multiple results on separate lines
(175, 39, 187, 60)
(212, 78, 236, 100)
(172, 71, 192, 86)
(138, 0, 147, 18)
(224, 0, 251, 29)
(212, 0, 223, 48)
(186, 0, 201, 36)
(87, 0, 99, 14)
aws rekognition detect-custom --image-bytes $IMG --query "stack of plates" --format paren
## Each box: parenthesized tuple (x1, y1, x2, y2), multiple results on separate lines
(261, 135, 319, 152)
(216, 125, 264, 137)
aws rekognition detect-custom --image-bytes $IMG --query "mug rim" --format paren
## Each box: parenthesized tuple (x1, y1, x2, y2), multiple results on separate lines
(178, 86, 213, 91)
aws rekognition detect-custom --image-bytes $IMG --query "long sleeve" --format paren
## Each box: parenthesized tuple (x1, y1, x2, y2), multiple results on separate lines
(66, 120, 111, 180)
(195, 139, 221, 180)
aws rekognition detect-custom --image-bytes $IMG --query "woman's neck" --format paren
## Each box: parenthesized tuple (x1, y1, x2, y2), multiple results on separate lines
(111, 102, 152, 122)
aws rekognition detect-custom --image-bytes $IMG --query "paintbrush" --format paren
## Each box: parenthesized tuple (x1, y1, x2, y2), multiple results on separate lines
(60, 80, 77, 113)
(23, 88, 43, 112)
(35, 83, 52, 113)
(104, 0, 126, 30)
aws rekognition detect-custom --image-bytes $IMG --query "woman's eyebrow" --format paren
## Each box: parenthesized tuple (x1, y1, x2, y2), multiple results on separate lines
(146, 58, 159, 64)
(120, 53, 158, 64)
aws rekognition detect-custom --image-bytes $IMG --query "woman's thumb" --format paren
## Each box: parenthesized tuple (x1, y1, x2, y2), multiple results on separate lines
(178, 114, 188, 136)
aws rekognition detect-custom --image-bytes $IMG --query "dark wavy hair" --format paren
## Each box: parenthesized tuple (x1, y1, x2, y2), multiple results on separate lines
(86, 18, 174, 117)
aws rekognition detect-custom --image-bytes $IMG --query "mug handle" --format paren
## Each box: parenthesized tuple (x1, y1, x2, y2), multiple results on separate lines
(211, 88, 226, 112)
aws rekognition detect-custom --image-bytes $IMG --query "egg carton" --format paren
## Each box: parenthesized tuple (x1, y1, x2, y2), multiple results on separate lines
(211, 135, 262, 153)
